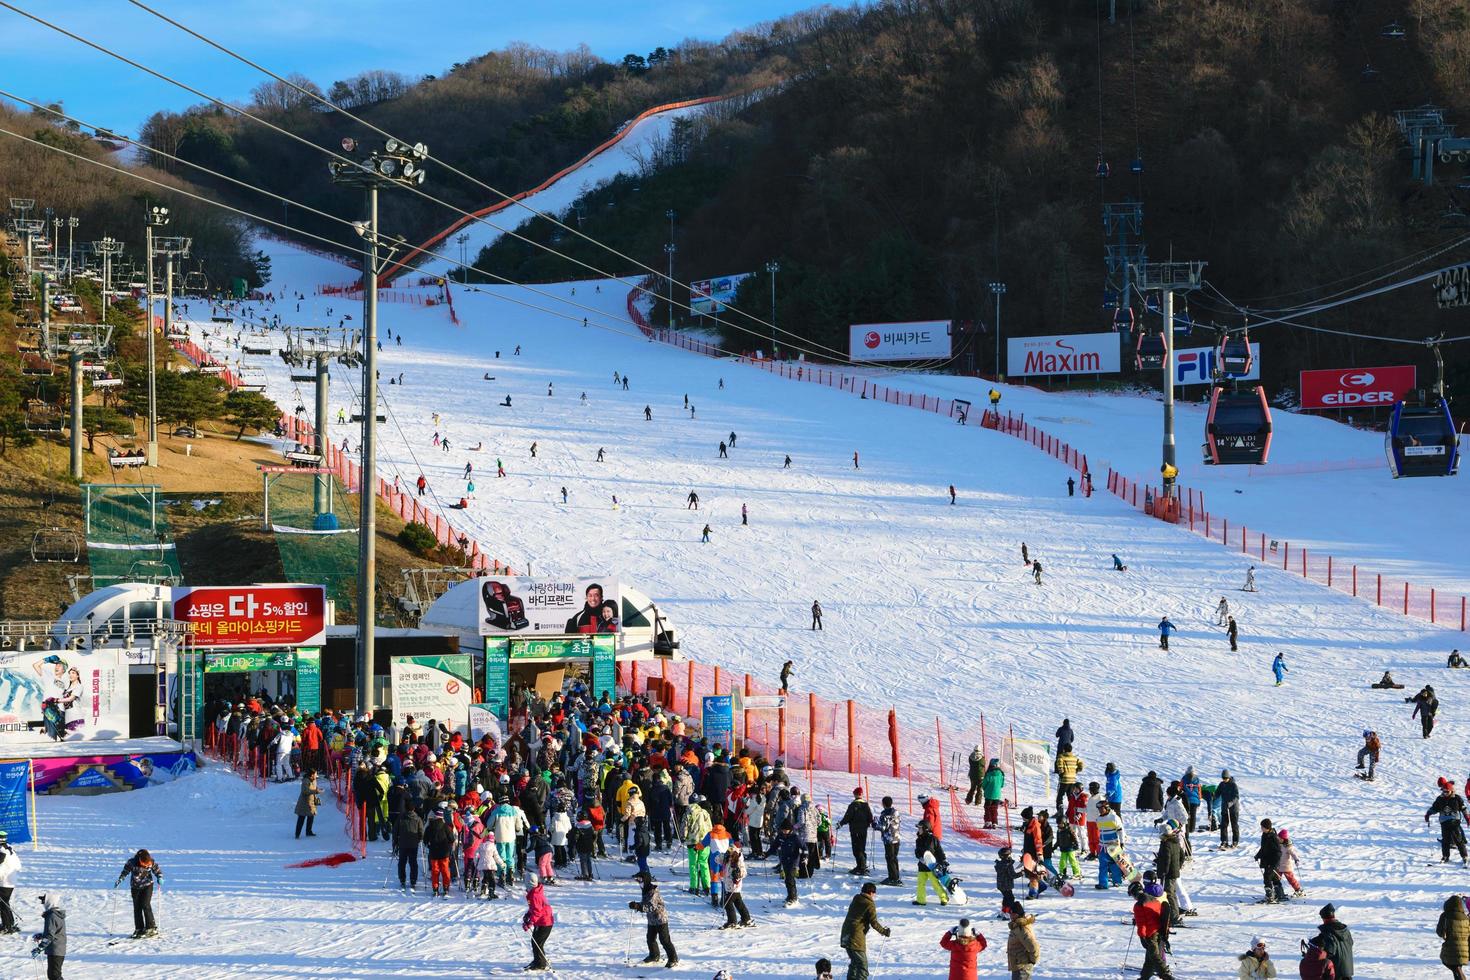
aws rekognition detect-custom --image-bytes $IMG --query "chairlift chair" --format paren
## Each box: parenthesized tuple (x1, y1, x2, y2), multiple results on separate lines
(126, 560, 178, 585)
(30, 527, 81, 563)
(1361, 63, 1381, 82)
(1129, 155, 1144, 175)
(1204, 385, 1273, 465)
(1218, 330, 1253, 377)
(1095, 156, 1111, 179)
(1380, 21, 1407, 40)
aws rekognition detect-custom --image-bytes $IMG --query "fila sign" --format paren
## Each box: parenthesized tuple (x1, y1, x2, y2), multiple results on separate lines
(1174, 344, 1261, 385)
(1299, 365, 1416, 410)
(848, 320, 952, 362)
(1007, 333, 1120, 377)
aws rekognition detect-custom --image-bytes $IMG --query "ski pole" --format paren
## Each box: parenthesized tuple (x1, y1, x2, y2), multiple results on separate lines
(1121, 928, 1134, 977)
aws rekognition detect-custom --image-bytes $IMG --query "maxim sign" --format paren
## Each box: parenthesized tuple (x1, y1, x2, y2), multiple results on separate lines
(1007, 333, 1120, 377)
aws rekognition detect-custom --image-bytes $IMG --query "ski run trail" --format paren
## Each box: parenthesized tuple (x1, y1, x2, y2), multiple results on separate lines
(10, 232, 1467, 980)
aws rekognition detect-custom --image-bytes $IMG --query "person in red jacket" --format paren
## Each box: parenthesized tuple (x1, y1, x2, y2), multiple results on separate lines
(299, 720, 325, 773)
(1299, 935, 1337, 980)
(1132, 883, 1175, 979)
(939, 918, 987, 980)
(919, 793, 943, 841)
(522, 873, 554, 971)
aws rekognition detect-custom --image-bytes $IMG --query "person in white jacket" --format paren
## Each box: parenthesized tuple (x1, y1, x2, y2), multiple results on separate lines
(0, 829, 21, 934)
(273, 725, 297, 782)
(1161, 786, 1191, 858)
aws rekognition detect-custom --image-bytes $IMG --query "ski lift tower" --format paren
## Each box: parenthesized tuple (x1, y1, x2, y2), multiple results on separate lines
(1131, 260, 1205, 502)
(282, 325, 363, 515)
(1103, 201, 1146, 340)
(144, 207, 190, 468)
(90, 238, 124, 322)
(42, 320, 113, 480)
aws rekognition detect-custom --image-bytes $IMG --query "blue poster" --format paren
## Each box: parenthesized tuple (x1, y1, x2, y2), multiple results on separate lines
(702, 696, 733, 751)
(0, 761, 32, 844)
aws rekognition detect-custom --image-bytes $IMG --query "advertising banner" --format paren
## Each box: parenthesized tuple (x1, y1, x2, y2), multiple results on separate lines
(478, 577, 620, 636)
(173, 585, 326, 648)
(469, 704, 503, 745)
(390, 655, 473, 735)
(691, 273, 752, 315)
(508, 636, 616, 660)
(1007, 333, 1120, 377)
(702, 695, 734, 750)
(1174, 343, 1261, 385)
(0, 761, 32, 843)
(849, 321, 952, 363)
(0, 648, 130, 746)
(1299, 366, 1416, 410)
(1001, 736, 1052, 803)
(484, 639, 510, 720)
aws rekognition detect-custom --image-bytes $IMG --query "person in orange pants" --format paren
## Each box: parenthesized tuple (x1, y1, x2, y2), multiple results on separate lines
(1084, 781, 1103, 859)
(424, 809, 456, 897)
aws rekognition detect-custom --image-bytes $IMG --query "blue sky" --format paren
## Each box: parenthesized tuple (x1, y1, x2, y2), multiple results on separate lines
(0, 0, 820, 135)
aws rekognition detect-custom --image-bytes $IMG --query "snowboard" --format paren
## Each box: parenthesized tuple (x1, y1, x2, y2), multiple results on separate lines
(1353, 772, 1376, 781)
(1105, 842, 1142, 886)
(1022, 854, 1076, 897)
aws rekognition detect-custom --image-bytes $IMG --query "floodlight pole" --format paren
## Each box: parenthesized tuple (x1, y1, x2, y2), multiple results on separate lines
(765, 261, 779, 357)
(988, 281, 1007, 379)
(358, 182, 380, 718)
(314, 351, 331, 515)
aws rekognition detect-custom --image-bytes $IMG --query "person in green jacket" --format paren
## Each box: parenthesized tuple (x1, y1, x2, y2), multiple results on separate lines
(982, 760, 1006, 830)
(1438, 895, 1469, 977)
(839, 882, 890, 980)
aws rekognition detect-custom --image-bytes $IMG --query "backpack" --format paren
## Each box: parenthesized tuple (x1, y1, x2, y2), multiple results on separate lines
(1299, 938, 1336, 980)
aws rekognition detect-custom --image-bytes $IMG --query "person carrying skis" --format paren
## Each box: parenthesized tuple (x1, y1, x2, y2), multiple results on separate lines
(1158, 616, 1177, 651)
(1215, 596, 1230, 626)
(841, 882, 892, 978)
(982, 759, 1005, 829)
(33, 893, 64, 979)
(0, 829, 21, 934)
(836, 787, 874, 876)
(878, 796, 903, 885)
(114, 848, 162, 938)
(1356, 731, 1380, 780)
(811, 601, 823, 631)
(629, 874, 679, 967)
(939, 918, 987, 980)
(522, 873, 554, 971)
(1409, 686, 1440, 739)
(1426, 782, 1470, 865)
(965, 746, 986, 805)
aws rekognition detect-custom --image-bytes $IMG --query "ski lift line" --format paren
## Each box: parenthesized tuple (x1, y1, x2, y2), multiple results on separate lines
(48, 4, 846, 366)
(1202, 280, 1470, 346)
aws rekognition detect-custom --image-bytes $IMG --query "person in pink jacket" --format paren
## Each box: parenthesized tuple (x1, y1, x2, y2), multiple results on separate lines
(522, 873, 554, 971)
(939, 919, 987, 980)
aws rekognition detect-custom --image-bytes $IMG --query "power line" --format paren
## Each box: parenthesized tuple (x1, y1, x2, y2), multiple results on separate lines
(1203, 279, 1470, 346)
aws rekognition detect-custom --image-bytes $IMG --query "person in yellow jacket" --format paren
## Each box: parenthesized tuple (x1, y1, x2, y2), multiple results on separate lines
(1054, 750, 1084, 815)
(683, 795, 713, 895)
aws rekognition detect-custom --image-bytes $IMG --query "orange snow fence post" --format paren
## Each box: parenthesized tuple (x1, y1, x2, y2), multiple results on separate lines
(808, 693, 817, 770)
(888, 709, 901, 777)
(846, 700, 857, 774)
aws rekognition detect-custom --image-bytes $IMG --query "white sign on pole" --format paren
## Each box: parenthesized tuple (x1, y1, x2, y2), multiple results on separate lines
(1001, 737, 1052, 803)
(390, 657, 472, 735)
(849, 321, 952, 362)
(1007, 333, 1120, 377)
(1173, 343, 1261, 385)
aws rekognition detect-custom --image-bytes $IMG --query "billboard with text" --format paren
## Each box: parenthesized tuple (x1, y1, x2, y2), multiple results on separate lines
(478, 577, 621, 636)
(691, 273, 752, 315)
(0, 648, 130, 746)
(1008, 333, 1119, 377)
(1299, 365, 1416, 410)
(1174, 344, 1260, 385)
(849, 321, 952, 362)
(173, 585, 326, 648)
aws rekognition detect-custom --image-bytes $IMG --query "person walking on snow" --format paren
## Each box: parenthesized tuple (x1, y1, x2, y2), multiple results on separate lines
(949, 484, 957, 505)
(1158, 617, 1177, 651)
(965, 746, 986, 805)
(0, 829, 21, 934)
(1272, 652, 1289, 686)
(1254, 819, 1288, 903)
(840, 882, 891, 979)
(1244, 565, 1258, 592)
(853, 451, 859, 469)
(811, 601, 823, 631)
(719, 441, 728, 458)
(596, 447, 605, 462)
(1426, 782, 1470, 865)
(783, 454, 792, 468)
(837, 787, 874, 876)
(1006, 903, 1040, 980)
(729, 431, 737, 448)
(1217, 769, 1241, 848)
(529, 442, 537, 458)
(1133, 879, 1176, 979)
(878, 797, 903, 885)
(1216, 596, 1230, 625)
(1316, 904, 1355, 980)
(522, 874, 554, 971)
(1067, 476, 1075, 497)
(701, 524, 711, 543)
(741, 503, 748, 526)
(644, 406, 652, 421)
(560, 487, 568, 504)
(1437, 896, 1469, 979)
(33, 893, 64, 979)
(1409, 685, 1440, 738)
(780, 660, 794, 693)
(1032, 560, 1043, 586)
(687, 491, 699, 511)
(1356, 730, 1380, 780)
(1227, 616, 1239, 652)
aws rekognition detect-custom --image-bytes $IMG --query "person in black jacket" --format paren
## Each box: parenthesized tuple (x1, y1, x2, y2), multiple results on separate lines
(701, 756, 730, 819)
(1154, 824, 1186, 925)
(395, 808, 424, 890)
(775, 821, 802, 906)
(1136, 771, 1165, 811)
(114, 849, 162, 938)
(1054, 719, 1074, 754)
(1216, 770, 1241, 848)
(1317, 904, 1354, 979)
(1253, 819, 1286, 903)
(836, 788, 874, 876)
(1425, 783, 1470, 864)
(424, 808, 457, 897)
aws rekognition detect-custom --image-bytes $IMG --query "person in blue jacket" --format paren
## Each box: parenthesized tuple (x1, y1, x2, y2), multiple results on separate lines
(1158, 617, 1177, 651)
(1272, 653, 1289, 686)
(1104, 763, 1124, 809)
(1179, 768, 1202, 833)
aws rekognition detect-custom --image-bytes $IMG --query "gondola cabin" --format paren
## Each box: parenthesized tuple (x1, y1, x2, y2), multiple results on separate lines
(1218, 334, 1253, 377)
(1204, 387, 1272, 465)
(1386, 400, 1459, 477)
(1136, 331, 1165, 371)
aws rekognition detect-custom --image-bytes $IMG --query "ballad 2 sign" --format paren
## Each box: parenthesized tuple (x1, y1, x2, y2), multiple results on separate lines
(1298, 366, 1417, 411)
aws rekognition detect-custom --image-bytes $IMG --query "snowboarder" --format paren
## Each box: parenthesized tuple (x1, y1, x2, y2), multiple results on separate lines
(783, 454, 792, 468)
(836, 788, 874, 877)
(1215, 597, 1230, 626)
(0, 829, 20, 934)
(949, 484, 957, 505)
(729, 431, 737, 448)
(811, 602, 823, 631)
(1371, 670, 1404, 689)
(530, 442, 537, 458)
(644, 406, 652, 421)
(32, 893, 64, 978)
(1113, 554, 1127, 571)
(1158, 617, 1177, 651)
(1451, 649, 1469, 669)
(1272, 652, 1288, 686)
(939, 919, 987, 980)
(1067, 477, 1075, 497)
(560, 487, 568, 504)
(1227, 616, 1239, 652)
(780, 660, 794, 693)
(629, 874, 679, 967)
(741, 503, 748, 525)
(853, 451, 859, 469)
(522, 873, 554, 971)
(1032, 561, 1043, 585)
(701, 524, 711, 543)
(719, 441, 728, 458)
(687, 491, 699, 511)
(114, 848, 162, 938)
(1253, 819, 1288, 903)
(1408, 685, 1440, 738)
(1243, 566, 1257, 592)
(914, 820, 949, 906)
(840, 882, 891, 978)
(1427, 783, 1470, 865)
(501, 395, 512, 407)
(596, 447, 605, 462)
(1356, 730, 1380, 780)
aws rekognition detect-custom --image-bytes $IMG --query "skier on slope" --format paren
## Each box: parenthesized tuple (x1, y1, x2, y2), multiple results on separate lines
(1032, 560, 1043, 585)
(1216, 597, 1230, 625)
(1272, 652, 1289, 686)
(949, 484, 957, 505)
(1425, 782, 1470, 865)
(965, 746, 985, 805)
(1243, 566, 1257, 592)
(644, 406, 652, 421)
(1158, 616, 1177, 651)
(780, 661, 794, 694)
(1227, 616, 1239, 652)
(1355, 730, 1381, 780)
(32, 893, 64, 978)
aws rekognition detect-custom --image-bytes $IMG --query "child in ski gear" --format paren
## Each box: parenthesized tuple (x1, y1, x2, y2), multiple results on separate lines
(1272, 652, 1288, 685)
(982, 759, 1005, 829)
(879, 796, 903, 885)
(1236, 937, 1277, 979)
(939, 918, 987, 980)
(629, 875, 678, 967)
(1426, 783, 1470, 864)
(115, 849, 162, 938)
(1356, 730, 1380, 780)
(1254, 819, 1287, 903)
(33, 893, 64, 979)
(780, 660, 794, 693)
(720, 838, 752, 928)
(1158, 616, 1176, 650)
(1006, 902, 1040, 980)
(1216, 596, 1230, 625)
(994, 846, 1019, 916)
(1056, 821, 1081, 880)
(1276, 828, 1305, 896)
(522, 874, 554, 971)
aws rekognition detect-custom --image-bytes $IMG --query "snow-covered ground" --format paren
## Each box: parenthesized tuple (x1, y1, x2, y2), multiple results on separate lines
(83, 237, 1463, 977)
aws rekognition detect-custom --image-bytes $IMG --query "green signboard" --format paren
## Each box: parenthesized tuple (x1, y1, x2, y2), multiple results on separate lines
(295, 647, 321, 715)
(485, 639, 510, 720)
(591, 639, 616, 702)
(508, 636, 615, 660)
(203, 650, 296, 673)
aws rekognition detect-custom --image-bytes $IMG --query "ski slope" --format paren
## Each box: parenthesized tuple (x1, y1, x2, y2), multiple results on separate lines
(104, 237, 1469, 977)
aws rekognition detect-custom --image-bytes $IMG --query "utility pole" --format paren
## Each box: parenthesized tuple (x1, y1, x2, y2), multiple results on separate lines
(66, 217, 78, 283)
(988, 281, 1007, 379)
(331, 135, 427, 718)
(144, 205, 171, 468)
(455, 232, 470, 282)
(663, 243, 677, 331)
(151, 229, 191, 468)
(765, 261, 780, 357)
(1132, 261, 1205, 500)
